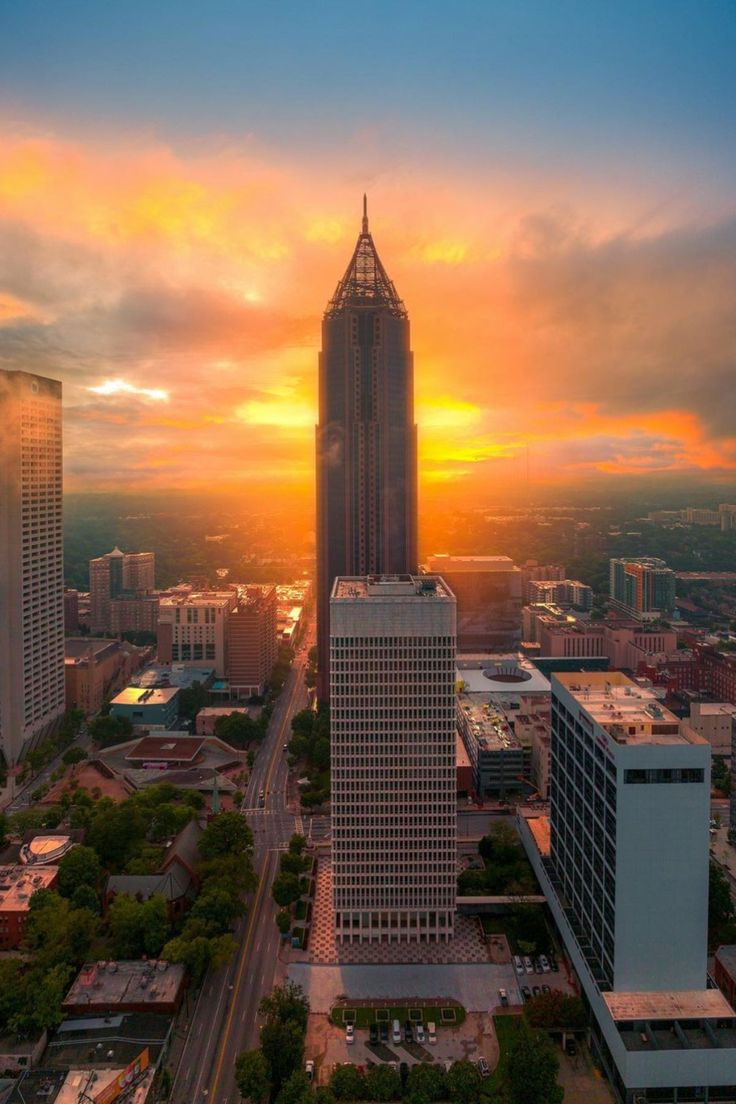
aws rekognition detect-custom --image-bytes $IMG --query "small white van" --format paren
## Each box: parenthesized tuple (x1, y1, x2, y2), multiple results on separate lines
(392, 1019, 401, 1043)
(427, 1022, 437, 1044)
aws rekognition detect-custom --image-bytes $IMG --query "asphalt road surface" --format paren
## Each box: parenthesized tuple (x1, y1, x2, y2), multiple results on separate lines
(172, 633, 311, 1104)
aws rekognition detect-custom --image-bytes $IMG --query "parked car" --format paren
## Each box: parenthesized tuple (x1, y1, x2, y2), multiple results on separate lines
(477, 1057, 490, 1079)
(369, 1023, 378, 1044)
(427, 1022, 436, 1045)
(498, 988, 509, 1007)
(392, 1020, 401, 1044)
(539, 954, 551, 973)
(380, 1022, 389, 1043)
(416, 1023, 425, 1043)
(521, 986, 532, 1002)
(532, 986, 541, 998)
(565, 1037, 577, 1056)
(345, 1024, 354, 1044)
(513, 955, 525, 975)
(550, 957, 560, 973)
(542, 984, 551, 995)
(305, 1061, 314, 1082)
(534, 958, 544, 974)
(404, 1020, 413, 1042)
(523, 956, 534, 973)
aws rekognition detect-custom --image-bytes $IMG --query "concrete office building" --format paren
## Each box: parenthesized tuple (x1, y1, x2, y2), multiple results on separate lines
(0, 371, 65, 765)
(316, 200, 418, 700)
(687, 702, 736, 758)
(426, 554, 522, 651)
(330, 575, 456, 943)
(520, 672, 736, 1103)
(609, 557, 676, 622)
(157, 591, 236, 677)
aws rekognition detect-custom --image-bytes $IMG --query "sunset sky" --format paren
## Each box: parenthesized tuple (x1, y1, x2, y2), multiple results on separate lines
(1, 1, 735, 501)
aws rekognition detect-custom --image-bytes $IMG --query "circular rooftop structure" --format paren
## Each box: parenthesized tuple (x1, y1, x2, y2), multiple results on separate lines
(20, 834, 74, 865)
(482, 662, 533, 686)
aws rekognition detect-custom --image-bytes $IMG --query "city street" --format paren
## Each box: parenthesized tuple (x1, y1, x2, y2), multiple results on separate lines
(171, 633, 311, 1104)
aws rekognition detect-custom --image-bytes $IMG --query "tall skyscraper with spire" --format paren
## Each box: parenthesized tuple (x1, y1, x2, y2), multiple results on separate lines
(316, 199, 418, 699)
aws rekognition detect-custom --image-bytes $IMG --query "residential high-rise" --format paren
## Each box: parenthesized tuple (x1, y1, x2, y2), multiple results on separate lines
(0, 370, 65, 764)
(316, 199, 418, 699)
(330, 574, 456, 943)
(89, 548, 155, 633)
(519, 672, 736, 1103)
(227, 585, 278, 698)
(425, 554, 522, 651)
(609, 556, 676, 622)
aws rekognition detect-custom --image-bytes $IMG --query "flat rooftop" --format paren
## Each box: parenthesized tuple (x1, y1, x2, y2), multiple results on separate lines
(126, 736, 203, 762)
(63, 960, 186, 1009)
(64, 638, 119, 661)
(458, 696, 525, 751)
(133, 664, 214, 690)
(159, 591, 234, 608)
(554, 671, 706, 746)
(0, 865, 57, 910)
(426, 554, 519, 573)
(604, 988, 734, 1021)
(523, 814, 551, 858)
(111, 686, 179, 707)
(332, 574, 454, 601)
(457, 654, 551, 696)
(19, 835, 73, 865)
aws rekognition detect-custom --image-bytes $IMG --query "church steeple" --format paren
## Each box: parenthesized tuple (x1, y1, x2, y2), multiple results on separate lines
(324, 198, 407, 319)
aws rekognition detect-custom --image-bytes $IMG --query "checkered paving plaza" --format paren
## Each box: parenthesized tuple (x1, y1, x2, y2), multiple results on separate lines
(307, 860, 491, 965)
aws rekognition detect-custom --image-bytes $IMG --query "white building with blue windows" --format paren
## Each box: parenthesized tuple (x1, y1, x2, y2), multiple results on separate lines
(520, 671, 736, 1104)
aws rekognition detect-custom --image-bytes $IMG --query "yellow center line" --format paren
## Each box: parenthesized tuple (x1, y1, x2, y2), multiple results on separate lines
(208, 655, 305, 1102)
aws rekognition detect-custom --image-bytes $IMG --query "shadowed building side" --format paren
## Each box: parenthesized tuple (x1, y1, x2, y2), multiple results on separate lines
(316, 199, 418, 699)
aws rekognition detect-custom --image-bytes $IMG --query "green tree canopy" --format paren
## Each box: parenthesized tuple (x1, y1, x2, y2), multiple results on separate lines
(57, 845, 101, 899)
(108, 893, 170, 958)
(329, 1062, 366, 1101)
(259, 982, 310, 1033)
(405, 1062, 447, 1102)
(446, 1060, 482, 1104)
(508, 1022, 564, 1104)
(199, 811, 254, 860)
(365, 1062, 401, 1101)
(259, 1018, 305, 1096)
(234, 1048, 271, 1104)
(525, 991, 587, 1032)
(275, 1070, 314, 1104)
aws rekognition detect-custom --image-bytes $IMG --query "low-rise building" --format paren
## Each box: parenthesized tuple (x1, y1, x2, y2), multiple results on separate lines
(195, 706, 259, 736)
(65, 638, 145, 717)
(0, 865, 58, 948)
(62, 961, 186, 1016)
(688, 702, 736, 758)
(124, 734, 204, 768)
(109, 686, 180, 730)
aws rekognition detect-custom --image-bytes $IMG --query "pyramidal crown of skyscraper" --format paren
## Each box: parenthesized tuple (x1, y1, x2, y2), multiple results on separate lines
(324, 195, 407, 319)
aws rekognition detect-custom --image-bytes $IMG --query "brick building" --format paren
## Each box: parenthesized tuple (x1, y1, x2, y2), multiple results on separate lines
(0, 865, 58, 949)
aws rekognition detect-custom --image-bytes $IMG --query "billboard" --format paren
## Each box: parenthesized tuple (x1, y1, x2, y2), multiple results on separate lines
(94, 1048, 150, 1104)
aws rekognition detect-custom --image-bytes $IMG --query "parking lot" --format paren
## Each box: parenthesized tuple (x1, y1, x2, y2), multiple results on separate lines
(305, 1011, 499, 1085)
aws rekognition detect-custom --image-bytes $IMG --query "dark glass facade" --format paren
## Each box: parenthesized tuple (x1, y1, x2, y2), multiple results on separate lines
(316, 210, 418, 698)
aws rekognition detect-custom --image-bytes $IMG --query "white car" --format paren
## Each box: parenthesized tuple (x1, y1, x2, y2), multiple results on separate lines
(513, 955, 525, 975)
(305, 1061, 314, 1082)
(523, 956, 534, 973)
(416, 1023, 425, 1043)
(539, 955, 551, 973)
(345, 1024, 354, 1044)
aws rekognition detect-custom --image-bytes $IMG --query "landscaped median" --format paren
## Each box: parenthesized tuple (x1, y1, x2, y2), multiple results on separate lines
(330, 999, 466, 1029)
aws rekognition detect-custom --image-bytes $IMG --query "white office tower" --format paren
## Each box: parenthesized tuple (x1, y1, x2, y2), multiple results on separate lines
(520, 671, 736, 1104)
(330, 574, 456, 943)
(0, 371, 65, 765)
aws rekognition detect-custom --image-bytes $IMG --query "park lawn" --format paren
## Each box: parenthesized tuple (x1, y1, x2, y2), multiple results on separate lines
(330, 1003, 466, 1029)
(485, 1014, 522, 1098)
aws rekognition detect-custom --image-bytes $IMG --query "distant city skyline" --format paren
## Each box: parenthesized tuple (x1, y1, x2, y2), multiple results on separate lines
(0, 2, 735, 499)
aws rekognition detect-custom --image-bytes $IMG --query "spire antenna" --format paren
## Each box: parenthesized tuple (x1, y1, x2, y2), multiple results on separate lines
(362, 193, 369, 234)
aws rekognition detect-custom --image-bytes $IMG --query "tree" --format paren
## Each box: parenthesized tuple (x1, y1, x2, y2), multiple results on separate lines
(288, 833, 308, 855)
(162, 932, 235, 982)
(8, 962, 73, 1035)
(276, 910, 291, 935)
(61, 746, 88, 766)
(447, 1060, 482, 1104)
(709, 859, 736, 946)
(280, 850, 310, 877)
(199, 811, 254, 860)
(71, 884, 101, 914)
(0, 812, 8, 850)
(87, 799, 147, 869)
(365, 1062, 402, 1101)
(235, 1049, 271, 1104)
(188, 885, 245, 932)
(259, 982, 310, 1033)
(329, 1062, 366, 1100)
(57, 845, 101, 899)
(275, 1071, 314, 1104)
(260, 1018, 305, 1095)
(178, 680, 209, 721)
(89, 714, 133, 748)
(108, 893, 170, 958)
(508, 1022, 564, 1104)
(525, 991, 587, 1032)
(215, 712, 264, 749)
(24, 891, 99, 970)
(272, 873, 302, 908)
(405, 1062, 447, 1102)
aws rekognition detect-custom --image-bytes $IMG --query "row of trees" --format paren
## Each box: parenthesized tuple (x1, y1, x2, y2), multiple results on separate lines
(324, 1057, 483, 1103)
(236, 982, 311, 1103)
(273, 833, 311, 918)
(289, 707, 330, 809)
